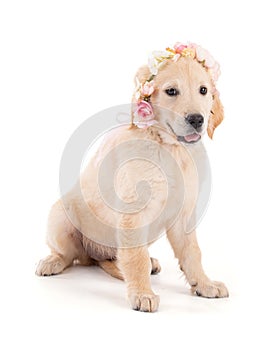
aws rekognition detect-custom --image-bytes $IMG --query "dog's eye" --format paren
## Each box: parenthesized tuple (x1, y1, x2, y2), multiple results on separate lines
(165, 88, 179, 96)
(199, 86, 208, 95)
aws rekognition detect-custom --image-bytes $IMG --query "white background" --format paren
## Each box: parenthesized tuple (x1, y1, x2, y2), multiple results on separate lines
(1, 0, 270, 349)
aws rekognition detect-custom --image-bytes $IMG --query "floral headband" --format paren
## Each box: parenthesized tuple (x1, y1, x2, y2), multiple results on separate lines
(133, 42, 220, 129)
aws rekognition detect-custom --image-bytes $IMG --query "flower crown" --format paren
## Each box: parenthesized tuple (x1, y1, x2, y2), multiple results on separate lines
(133, 42, 220, 129)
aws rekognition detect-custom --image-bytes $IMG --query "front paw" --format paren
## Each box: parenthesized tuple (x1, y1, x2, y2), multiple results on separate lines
(36, 255, 66, 276)
(129, 292, 160, 312)
(191, 280, 229, 298)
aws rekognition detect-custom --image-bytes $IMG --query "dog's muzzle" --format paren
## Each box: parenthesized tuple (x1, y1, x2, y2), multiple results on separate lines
(173, 113, 203, 143)
(167, 116, 202, 144)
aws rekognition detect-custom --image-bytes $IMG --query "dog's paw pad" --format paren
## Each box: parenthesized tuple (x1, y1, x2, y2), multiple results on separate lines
(192, 280, 229, 298)
(36, 255, 66, 276)
(129, 293, 160, 312)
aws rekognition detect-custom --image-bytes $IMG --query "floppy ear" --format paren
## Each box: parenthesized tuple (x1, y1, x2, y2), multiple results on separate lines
(134, 65, 151, 86)
(207, 92, 224, 139)
(132, 65, 151, 105)
(130, 65, 152, 126)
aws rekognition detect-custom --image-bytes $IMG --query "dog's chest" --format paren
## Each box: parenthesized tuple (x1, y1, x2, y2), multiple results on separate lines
(157, 142, 210, 226)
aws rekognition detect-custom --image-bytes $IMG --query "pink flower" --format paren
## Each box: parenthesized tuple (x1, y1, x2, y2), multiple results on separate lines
(173, 42, 187, 54)
(134, 101, 154, 120)
(141, 81, 155, 97)
(133, 101, 157, 128)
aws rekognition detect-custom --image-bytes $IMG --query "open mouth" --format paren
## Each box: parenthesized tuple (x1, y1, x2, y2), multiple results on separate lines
(177, 133, 201, 143)
(166, 123, 201, 144)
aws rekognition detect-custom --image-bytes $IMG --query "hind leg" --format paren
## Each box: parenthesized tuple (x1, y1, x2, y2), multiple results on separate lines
(150, 257, 161, 275)
(98, 260, 124, 280)
(99, 256, 161, 280)
(36, 201, 90, 276)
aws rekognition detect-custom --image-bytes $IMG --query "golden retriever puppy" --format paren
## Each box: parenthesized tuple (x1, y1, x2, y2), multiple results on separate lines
(36, 43, 229, 312)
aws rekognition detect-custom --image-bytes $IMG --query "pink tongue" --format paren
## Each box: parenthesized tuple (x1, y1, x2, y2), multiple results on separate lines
(184, 133, 200, 142)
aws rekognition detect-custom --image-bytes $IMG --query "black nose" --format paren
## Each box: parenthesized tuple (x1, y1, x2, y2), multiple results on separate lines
(186, 114, 204, 131)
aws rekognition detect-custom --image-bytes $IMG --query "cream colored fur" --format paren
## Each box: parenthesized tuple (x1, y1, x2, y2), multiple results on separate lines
(36, 56, 228, 312)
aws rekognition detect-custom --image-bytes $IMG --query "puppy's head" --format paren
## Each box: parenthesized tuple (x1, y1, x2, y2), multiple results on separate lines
(133, 44, 224, 143)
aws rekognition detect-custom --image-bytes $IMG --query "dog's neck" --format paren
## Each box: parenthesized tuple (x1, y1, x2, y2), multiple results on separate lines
(140, 125, 178, 146)
(146, 126, 202, 149)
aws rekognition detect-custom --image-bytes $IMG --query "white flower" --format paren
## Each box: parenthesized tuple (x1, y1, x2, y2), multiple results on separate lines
(195, 45, 215, 68)
(148, 50, 173, 75)
(209, 61, 221, 82)
(134, 77, 142, 100)
(148, 55, 159, 75)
